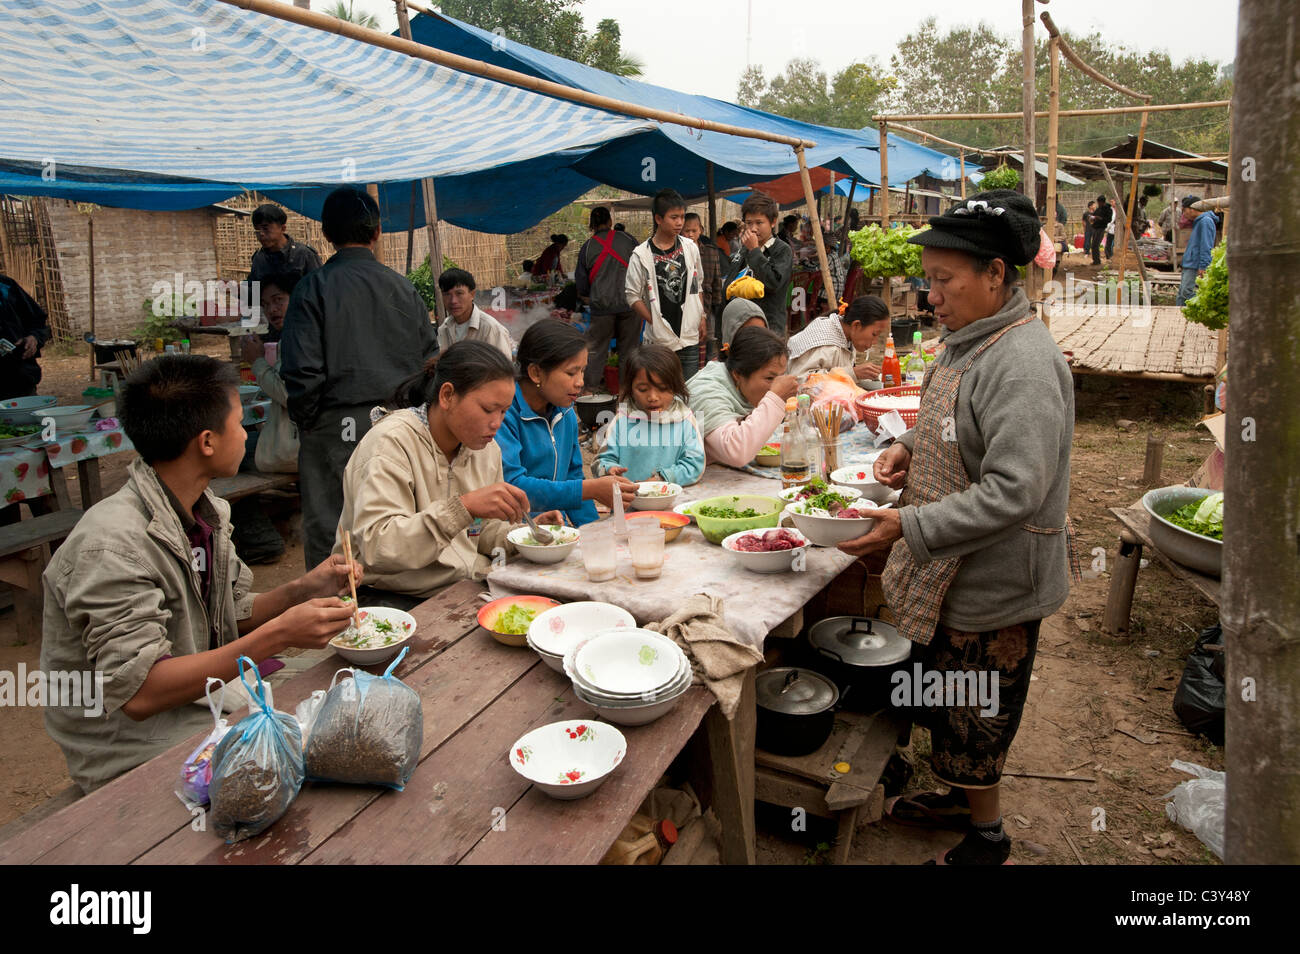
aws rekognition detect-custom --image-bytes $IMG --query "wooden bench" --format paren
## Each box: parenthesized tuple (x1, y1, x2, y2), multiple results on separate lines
(209, 471, 297, 503)
(0, 509, 84, 640)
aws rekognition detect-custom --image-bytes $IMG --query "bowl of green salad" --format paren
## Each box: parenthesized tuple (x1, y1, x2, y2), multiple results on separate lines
(478, 595, 562, 647)
(1142, 487, 1223, 577)
(691, 494, 784, 545)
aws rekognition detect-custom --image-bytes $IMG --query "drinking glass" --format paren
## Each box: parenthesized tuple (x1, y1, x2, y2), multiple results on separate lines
(579, 524, 617, 582)
(627, 523, 665, 580)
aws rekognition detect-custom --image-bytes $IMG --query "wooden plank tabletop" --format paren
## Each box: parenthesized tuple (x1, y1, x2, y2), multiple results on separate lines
(3, 579, 740, 865)
(1110, 505, 1221, 606)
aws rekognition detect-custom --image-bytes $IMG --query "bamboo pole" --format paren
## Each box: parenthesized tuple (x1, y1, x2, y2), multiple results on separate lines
(1116, 109, 1150, 298)
(874, 101, 1229, 122)
(796, 147, 836, 314)
(218, 0, 816, 149)
(395, 0, 444, 318)
(1044, 35, 1060, 329)
(878, 122, 891, 228)
(882, 123, 975, 153)
(405, 179, 416, 274)
(959, 151, 966, 199)
(706, 162, 717, 241)
(1040, 11, 1151, 102)
(999, 152, 1228, 165)
(1191, 196, 1232, 211)
(839, 175, 858, 254)
(1021, 0, 1037, 212)
(1099, 162, 1150, 292)
(87, 215, 95, 378)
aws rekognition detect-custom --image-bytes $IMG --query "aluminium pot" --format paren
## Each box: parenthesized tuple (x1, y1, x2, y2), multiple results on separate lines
(805, 614, 912, 712)
(755, 667, 839, 757)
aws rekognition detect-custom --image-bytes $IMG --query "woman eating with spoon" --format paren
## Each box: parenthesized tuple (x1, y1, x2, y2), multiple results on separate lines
(835, 190, 1078, 866)
(687, 324, 798, 467)
(495, 319, 637, 525)
(333, 341, 562, 606)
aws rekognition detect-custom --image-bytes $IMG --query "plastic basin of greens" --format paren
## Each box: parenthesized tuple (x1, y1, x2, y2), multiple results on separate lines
(692, 495, 784, 544)
(328, 607, 417, 665)
(1141, 486, 1223, 577)
(506, 524, 579, 564)
(509, 721, 626, 799)
(477, 595, 561, 647)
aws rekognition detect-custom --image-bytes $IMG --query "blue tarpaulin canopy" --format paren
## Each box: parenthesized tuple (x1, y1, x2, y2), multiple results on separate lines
(0, 0, 650, 230)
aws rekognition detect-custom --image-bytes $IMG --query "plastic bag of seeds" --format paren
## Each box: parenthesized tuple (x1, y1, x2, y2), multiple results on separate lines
(209, 656, 304, 844)
(305, 646, 423, 790)
(175, 677, 232, 812)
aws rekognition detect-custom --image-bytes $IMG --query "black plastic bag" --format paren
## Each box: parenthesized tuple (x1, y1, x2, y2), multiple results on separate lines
(1173, 623, 1225, 744)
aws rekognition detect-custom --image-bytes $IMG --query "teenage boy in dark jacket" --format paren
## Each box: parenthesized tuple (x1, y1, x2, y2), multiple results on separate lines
(729, 194, 793, 336)
(1090, 196, 1113, 266)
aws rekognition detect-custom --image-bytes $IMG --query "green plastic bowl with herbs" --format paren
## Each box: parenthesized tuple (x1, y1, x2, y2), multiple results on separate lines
(690, 494, 784, 545)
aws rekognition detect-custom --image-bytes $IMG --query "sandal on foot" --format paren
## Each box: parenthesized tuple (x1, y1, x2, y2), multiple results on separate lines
(884, 790, 972, 830)
(924, 829, 1014, 865)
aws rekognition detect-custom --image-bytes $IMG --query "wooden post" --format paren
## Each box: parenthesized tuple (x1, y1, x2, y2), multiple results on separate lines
(796, 147, 836, 309)
(1117, 108, 1150, 299)
(405, 179, 417, 274)
(706, 161, 717, 240)
(839, 175, 858, 252)
(1169, 165, 1179, 267)
(1045, 36, 1060, 256)
(959, 151, 966, 199)
(1224, 0, 1300, 864)
(87, 215, 95, 379)
(1021, 0, 1037, 210)
(878, 122, 891, 228)
(1142, 433, 1164, 485)
(1102, 530, 1142, 636)
(1216, 325, 1228, 372)
(395, 0, 445, 320)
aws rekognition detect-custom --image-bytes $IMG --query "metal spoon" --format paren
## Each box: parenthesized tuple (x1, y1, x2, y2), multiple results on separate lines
(525, 512, 555, 545)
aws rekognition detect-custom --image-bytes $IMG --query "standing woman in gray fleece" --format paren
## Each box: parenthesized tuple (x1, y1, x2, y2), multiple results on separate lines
(839, 190, 1079, 865)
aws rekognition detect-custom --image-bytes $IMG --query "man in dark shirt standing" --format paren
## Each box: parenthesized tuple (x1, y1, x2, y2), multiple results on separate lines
(280, 188, 438, 568)
(1090, 195, 1113, 267)
(249, 204, 322, 289)
(0, 273, 51, 400)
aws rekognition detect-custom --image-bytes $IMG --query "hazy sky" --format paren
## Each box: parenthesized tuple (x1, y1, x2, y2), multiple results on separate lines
(319, 0, 1239, 101)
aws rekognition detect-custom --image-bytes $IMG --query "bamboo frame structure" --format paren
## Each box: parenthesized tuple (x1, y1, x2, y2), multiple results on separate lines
(874, 100, 1229, 122)
(796, 148, 836, 304)
(878, 122, 891, 228)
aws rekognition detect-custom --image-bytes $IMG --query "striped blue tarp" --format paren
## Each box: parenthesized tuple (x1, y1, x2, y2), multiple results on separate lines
(0, 0, 649, 208)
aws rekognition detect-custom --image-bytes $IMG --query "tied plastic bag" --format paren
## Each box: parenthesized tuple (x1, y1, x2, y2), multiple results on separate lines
(305, 646, 423, 790)
(802, 368, 868, 424)
(1162, 760, 1225, 859)
(1033, 227, 1057, 269)
(726, 266, 766, 301)
(208, 656, 304, 844)
(1173, 623, 1225, 744)
(175, 677, 231, 812)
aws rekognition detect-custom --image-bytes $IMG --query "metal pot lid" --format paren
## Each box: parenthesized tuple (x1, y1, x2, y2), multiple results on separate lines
(808, 616, 911, 667)
(755, 667, 839, 715)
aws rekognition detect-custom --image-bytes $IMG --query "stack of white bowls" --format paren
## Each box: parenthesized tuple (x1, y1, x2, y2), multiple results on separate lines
(526, 601, 636, 672)
(564, 629, 693, 726)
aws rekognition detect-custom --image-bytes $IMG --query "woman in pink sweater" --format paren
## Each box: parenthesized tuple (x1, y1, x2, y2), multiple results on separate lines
(686, 325, 798, 467)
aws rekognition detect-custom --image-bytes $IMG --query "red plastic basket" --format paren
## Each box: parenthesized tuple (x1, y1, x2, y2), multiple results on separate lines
(855, 385, 922, 430)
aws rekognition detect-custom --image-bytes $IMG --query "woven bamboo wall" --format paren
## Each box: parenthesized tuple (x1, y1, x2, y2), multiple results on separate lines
(0, 197, 74, 340)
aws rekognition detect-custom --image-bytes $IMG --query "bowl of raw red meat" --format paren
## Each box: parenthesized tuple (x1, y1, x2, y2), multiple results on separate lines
(721, 527, 810, 573)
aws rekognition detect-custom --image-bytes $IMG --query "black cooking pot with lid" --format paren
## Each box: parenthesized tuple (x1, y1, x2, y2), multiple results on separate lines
(755, 667, 839, 756)
(806, 614, 912, 711)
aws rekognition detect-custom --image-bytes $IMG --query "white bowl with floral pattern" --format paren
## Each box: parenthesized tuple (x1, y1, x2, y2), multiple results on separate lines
(508, 720, 627, 799)
(527, 601, 636, 658)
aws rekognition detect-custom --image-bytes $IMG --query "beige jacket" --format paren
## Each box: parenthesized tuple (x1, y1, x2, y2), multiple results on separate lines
(436, 305, 515, 359)
(333, 406, 513, 598)
(250, 356, 299, 473)
(41, 458, 256, 792)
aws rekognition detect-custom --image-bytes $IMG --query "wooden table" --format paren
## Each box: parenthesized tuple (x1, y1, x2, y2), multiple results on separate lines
(1103, 503, 1220, 635)
(0, 580, 757, 865)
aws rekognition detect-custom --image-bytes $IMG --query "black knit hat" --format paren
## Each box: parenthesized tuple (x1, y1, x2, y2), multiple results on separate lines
(907, 188, 1041, 267)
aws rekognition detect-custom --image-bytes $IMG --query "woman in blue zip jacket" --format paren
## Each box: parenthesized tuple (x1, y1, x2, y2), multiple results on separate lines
(495, 319, 638, 525)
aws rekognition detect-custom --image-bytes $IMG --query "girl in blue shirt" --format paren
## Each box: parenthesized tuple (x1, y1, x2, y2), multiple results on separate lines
(594, 345, 705, 486)
(495, 319, 637, 525)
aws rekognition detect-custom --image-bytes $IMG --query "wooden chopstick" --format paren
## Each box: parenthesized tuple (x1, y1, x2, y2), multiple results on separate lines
(341, 531, 360, 627)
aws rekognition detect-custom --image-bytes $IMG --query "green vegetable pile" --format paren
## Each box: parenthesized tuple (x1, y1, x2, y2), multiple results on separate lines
(848, 225, 927, 280)
(978, 164, 1021, 191)
(0, 423, 41, 439)
(696, 505, 760, 519)
(407, 254, 461, 313)
(1165, 492, 1223, 541)
(1182, 243, 1228, 330)
(495, 604, 540, 636)
(804, 491, 854, 512)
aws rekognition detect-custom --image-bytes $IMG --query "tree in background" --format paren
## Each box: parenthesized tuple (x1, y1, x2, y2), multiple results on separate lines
(737, 57, 893, 128)
(324, 0, 379, 29)
(438, 0, 641, 74)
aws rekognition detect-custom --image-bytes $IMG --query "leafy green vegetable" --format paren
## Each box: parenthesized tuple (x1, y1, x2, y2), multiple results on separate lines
(495, 604, 540, 635)
(978, 164, 1021, 191)
(0, 423, 40, 439)
(407, 254, 460, 313)
(1182, 243, 1228, 330)
(804, 491, 854, 511)
(1165, 493, 1224, 541)
(848, 225, 927, 280)
(697, 505, 759, 519)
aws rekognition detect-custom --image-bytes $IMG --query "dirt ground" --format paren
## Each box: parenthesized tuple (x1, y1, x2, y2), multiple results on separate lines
(0, 331, 1224, 865)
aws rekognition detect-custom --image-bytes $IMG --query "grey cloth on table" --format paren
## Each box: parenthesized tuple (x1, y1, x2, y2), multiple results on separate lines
(646, 594, 763, 720)
(298, 402, 374, 569)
